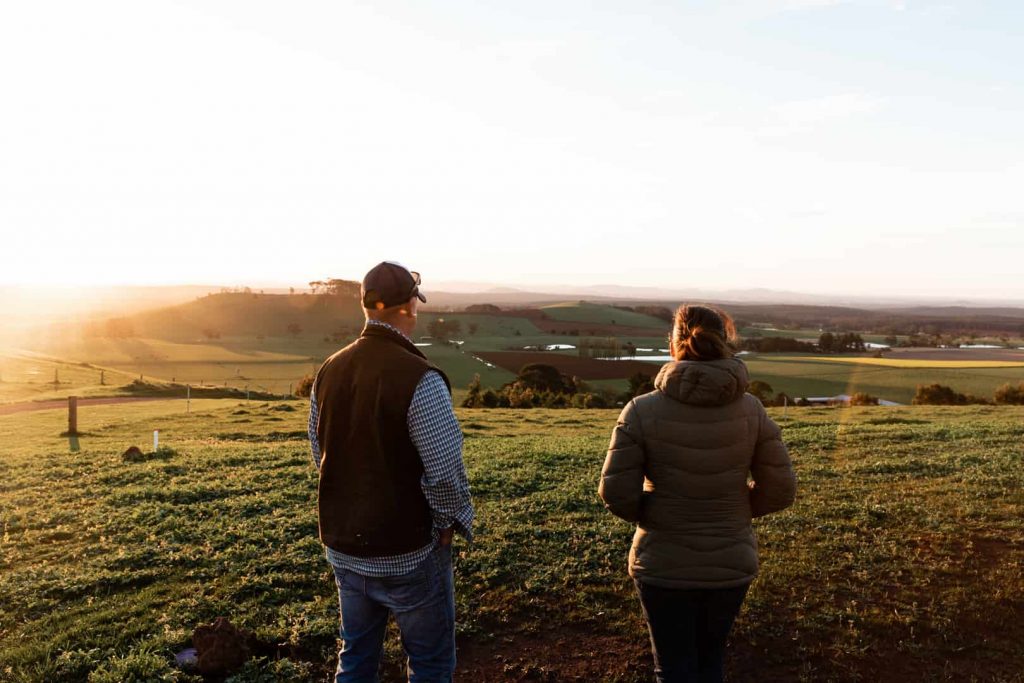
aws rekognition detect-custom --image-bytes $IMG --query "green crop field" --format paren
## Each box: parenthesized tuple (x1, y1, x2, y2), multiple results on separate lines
(1, 400, 1022, 682)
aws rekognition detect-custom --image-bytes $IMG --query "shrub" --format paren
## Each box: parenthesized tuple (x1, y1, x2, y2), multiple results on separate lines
(748, 380, 774, 406)
(505, 385, 538, 409)
(849, 392, 879, 406)
(462, 374, 483, 408)
(294, 373, 315, 398)
(994, 382, 1024, 405)
(912, 384, 988, 406)
(570, 392, 608, 409)
(481, 389, 500, 408)
(627, 372, 655, 398)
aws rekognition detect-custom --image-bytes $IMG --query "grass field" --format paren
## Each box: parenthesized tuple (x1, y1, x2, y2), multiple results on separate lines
(741, 355, 1024, 404)
(17, 331, 1024, 408)
(540, 302, 667, 329)
(0, 351, 142, 405)
(1, 400, 1022, 681)
(787, 356, 1024, 369)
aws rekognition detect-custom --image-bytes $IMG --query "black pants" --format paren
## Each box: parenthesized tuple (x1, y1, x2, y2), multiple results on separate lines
(635, 579, 750, 683)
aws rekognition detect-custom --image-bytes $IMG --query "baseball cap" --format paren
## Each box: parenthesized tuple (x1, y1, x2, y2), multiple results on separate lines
(361, 261, 427, 309)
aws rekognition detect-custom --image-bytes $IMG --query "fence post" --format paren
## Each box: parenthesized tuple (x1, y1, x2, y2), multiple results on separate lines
(68, 395, 78, 435)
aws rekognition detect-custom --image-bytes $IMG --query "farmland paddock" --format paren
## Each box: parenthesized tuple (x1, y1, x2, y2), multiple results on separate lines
(1, 400, 1022, 681)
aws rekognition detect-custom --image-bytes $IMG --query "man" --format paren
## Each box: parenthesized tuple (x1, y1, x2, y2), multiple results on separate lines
(308, 261, 474, 682)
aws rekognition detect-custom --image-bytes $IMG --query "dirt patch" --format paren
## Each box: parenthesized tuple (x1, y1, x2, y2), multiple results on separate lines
(455, 629, 650, 682)
(475, 352, 663, 381)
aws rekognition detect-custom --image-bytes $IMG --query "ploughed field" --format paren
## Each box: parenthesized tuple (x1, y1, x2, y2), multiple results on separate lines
(1, 401, 1023, 682)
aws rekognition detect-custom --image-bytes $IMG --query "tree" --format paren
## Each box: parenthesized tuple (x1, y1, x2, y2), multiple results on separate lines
(627, 372, 654, 398)
(748, 380, 774, 405)
(462, 374, 483, 408)
(516, 364, 574, 394)
(295, 373, 315, 398)
(465, 304, 502, 313)
(468, 323, 479, 336)
(308, 278, 360, 297)
(818, 332, 835, 353)
(427, 318, 462, 341)
(741, 337, 816, 353)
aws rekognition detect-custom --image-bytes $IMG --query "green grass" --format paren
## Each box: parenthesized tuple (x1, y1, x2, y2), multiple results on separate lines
(742, 355, 1024, 404)
(417, 313, 543, 338)
(540, 302, 667, 328)
(1, 401, 1022, 681)
(0, 351, 142, 404)
(419, 344, 516, 389)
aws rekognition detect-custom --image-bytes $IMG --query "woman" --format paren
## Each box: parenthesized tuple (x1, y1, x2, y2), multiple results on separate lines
(599, 304, 796, 683)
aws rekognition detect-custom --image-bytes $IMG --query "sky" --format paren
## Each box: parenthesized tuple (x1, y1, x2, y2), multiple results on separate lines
(1, 0, 1022, 299)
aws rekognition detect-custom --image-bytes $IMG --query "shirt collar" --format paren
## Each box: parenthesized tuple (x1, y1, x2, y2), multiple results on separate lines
(365, 318, 414, 344)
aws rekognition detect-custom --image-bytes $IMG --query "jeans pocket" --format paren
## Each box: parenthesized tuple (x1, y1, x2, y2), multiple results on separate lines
(378, 559, 433, 609)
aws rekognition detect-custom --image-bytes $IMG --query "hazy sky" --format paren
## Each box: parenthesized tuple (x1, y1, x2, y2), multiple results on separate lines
(2, 0, 1022, 297)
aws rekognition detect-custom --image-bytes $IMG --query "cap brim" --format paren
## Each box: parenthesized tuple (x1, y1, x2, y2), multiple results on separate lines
(416, 290, 427, 303)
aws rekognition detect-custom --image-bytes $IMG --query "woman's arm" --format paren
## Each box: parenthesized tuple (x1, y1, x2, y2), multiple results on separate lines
(749, 403, 797, 518)
(599, 399, 646, 522)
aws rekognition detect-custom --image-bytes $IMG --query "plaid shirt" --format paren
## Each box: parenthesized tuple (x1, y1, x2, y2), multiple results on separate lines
(309, 319, 474, 577)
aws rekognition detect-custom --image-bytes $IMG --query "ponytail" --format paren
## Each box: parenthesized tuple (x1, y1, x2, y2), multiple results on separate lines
(671, 305, 736, 361)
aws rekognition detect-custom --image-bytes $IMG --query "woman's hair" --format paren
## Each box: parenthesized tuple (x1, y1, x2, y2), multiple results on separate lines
(670, 305, 736, 361)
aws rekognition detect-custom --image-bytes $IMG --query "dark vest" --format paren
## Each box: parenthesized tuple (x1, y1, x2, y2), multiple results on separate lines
(314, 323, 451, 557)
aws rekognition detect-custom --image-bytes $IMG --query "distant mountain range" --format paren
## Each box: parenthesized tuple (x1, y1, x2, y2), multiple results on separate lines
(3, 283, 1023, 343)
(424, 282, 1024, 310)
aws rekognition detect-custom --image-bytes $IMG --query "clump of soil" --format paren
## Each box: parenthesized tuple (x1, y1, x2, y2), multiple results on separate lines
(192, 617, 259, 676)
(121, 446, 176, 462)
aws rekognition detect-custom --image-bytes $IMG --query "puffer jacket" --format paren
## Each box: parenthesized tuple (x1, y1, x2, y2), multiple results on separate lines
(598, 357, 796, 589)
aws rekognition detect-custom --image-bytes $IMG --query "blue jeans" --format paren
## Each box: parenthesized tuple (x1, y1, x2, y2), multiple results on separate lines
(635, 579, 750, 683)
(332, 544, 455, 682)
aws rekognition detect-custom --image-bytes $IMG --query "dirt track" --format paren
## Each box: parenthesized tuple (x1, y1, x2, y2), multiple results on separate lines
(0, 396, 177, 417)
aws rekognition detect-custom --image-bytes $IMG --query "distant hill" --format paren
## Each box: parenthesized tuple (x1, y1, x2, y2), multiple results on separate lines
(85, 289, 364, 342)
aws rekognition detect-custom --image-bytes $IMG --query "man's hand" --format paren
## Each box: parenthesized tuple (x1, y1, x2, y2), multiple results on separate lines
(439, 526, 454, 547)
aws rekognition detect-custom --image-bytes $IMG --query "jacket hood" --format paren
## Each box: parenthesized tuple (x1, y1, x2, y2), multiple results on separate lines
(654, 357, 750, 407)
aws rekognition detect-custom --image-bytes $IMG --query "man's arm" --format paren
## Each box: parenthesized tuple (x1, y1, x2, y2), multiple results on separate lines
(308, 382, 322, 472)
(408, 371, 474, 545)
